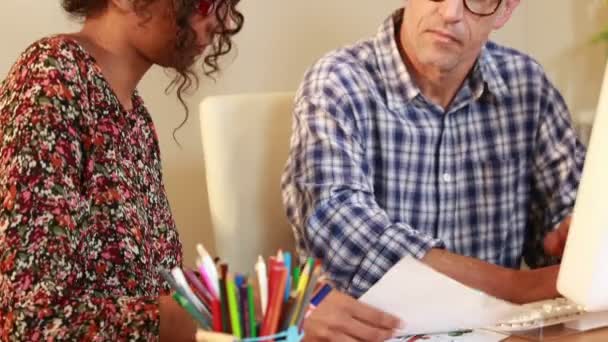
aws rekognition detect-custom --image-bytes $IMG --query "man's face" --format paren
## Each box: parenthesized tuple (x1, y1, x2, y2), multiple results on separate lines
(401, 0, 518, 73)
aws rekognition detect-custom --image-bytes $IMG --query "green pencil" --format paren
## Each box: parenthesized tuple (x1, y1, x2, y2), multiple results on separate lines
(292, 266, 300, 291)
(247, 283, 257, 337)
(226, 276, 242, 338)
(307, 257, 314, 272)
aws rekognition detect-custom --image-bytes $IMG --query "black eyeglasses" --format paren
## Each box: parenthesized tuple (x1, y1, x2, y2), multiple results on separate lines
(428, 0, 503, 17)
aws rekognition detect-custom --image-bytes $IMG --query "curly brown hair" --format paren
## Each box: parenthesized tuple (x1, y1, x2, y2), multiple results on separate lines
(61, 0, 244, 142)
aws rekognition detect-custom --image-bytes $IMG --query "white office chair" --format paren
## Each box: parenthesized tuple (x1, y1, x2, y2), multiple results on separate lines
(199, 92, 296, 272)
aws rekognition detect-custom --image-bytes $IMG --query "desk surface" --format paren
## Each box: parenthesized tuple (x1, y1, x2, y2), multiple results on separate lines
(506, 327, 608, 341)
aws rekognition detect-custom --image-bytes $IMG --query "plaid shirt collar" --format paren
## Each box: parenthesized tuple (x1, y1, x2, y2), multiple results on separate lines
(375, 9, 510, 111)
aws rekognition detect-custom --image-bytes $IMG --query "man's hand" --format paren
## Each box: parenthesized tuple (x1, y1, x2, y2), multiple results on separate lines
(302, 290, 402, 342)
(544, 216, 571, 257)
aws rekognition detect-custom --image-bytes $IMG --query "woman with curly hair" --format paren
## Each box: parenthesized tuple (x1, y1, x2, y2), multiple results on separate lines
(0, 0, 242, 340)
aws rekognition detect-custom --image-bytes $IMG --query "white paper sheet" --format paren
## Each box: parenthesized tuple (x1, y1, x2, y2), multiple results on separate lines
(359, 256, 524, 336)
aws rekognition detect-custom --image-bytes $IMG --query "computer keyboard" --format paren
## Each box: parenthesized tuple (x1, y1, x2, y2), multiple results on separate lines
(493, 297, 586, 332)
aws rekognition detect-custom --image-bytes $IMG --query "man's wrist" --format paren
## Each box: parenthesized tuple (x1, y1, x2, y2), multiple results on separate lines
(506, 266, 560, 304)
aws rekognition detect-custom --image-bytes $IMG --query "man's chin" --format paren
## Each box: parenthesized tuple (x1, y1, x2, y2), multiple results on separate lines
(419, 53, 461, 72)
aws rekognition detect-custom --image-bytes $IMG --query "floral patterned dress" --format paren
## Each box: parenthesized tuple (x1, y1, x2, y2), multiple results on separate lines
(0, 36, 183, 341)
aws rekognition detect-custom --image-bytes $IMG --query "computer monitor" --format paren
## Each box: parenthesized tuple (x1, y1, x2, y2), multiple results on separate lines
(557, 60, 608, 312)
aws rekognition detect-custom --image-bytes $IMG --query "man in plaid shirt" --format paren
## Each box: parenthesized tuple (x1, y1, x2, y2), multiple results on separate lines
(282, 0, 586, 314)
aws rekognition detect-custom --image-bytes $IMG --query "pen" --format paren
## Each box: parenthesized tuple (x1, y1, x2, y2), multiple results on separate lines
(304, 283, 333, 319)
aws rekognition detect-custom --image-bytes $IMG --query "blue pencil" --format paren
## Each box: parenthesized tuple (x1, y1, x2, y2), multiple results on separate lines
(235, 274, 247, 337)
(283, 252, 292, 302)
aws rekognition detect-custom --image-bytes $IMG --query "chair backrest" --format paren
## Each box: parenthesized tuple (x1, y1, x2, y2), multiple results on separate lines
(200, 92, 296, 272)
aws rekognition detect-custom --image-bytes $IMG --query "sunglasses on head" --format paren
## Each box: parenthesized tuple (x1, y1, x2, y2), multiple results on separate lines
(197, 0, 215, 16)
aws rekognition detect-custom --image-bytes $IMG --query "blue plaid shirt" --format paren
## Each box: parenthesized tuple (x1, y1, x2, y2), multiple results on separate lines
(281, 10, 586, 297)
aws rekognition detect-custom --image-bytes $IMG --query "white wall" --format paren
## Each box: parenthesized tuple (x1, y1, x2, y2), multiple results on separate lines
(1, 0, 606, 266)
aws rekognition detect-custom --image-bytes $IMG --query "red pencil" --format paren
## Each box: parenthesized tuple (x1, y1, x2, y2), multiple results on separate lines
(260, 264, 278, 336)
(211, 297, 223, 332)
(260, 265, 287, 337)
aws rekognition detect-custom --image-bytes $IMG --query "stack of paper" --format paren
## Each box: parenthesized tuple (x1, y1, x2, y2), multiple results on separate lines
(359, 257, 523, 336)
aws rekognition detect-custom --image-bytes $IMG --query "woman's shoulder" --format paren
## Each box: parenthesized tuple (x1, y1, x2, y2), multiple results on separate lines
(5, 35, 95, 87)
(21, 35, 91, 63)
(0, 35, 99, 127)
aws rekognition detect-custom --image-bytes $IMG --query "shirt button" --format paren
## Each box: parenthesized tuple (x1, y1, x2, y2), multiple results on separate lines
(442, 173, 453, 183)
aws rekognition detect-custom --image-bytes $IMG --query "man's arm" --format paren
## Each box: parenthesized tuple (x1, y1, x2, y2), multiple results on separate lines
(524, 75, 586, 267)
(422, 249, 559, 304)
(282, 91, 444, 297)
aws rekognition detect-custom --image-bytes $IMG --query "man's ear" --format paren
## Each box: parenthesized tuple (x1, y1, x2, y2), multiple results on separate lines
(493, 0, 520, 29)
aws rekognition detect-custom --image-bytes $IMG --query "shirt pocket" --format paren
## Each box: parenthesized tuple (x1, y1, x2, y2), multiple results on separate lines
(462, 146, 522, 264)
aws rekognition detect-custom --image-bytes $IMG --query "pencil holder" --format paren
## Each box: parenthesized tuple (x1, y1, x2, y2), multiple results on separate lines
(196, 326, 304, 342)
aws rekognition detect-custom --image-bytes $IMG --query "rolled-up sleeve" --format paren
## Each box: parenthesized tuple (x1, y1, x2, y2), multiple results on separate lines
(282, 88, 444, 297)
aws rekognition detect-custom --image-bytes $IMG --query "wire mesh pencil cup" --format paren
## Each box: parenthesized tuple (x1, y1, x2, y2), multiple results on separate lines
(196, 326, 304, 342)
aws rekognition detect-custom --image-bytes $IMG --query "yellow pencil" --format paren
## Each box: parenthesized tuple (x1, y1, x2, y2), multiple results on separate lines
(296, 262, 310, 294)
(289, 263, 311, 325)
